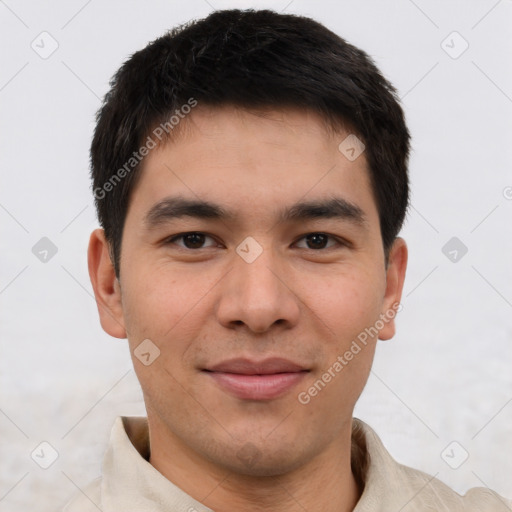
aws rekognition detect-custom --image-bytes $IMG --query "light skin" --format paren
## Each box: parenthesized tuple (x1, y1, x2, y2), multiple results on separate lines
(88, 105, 407, 512)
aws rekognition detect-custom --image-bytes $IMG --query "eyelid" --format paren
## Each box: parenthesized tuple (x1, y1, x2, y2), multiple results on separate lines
(165, 232, 221, 249)
(164, 231, 348, 251)
(292, 233, 347, 250)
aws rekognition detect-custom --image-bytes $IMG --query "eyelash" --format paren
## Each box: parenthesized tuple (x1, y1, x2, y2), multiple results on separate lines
(164, 232, 347, 251)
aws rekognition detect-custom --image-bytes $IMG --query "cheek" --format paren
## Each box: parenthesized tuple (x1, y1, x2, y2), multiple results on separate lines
(298, 279, 382, 417)
(310, 269, 385, 340)
(120, 263, 194, 348)
(120, 269, 204, 403)
(120, 261, 229, 380)
(307, 271, 385, 400)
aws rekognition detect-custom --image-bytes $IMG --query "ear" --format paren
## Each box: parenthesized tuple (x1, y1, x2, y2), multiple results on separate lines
(378, 237, 408, 341)
(87, 228, 127, 339)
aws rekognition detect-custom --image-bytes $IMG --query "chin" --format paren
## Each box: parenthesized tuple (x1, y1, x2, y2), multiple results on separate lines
(212, 441, 309, 478)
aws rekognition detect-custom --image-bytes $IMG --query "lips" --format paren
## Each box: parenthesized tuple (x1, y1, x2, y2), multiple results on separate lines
(203, 357, 309, 400)
(206, 357, 307, 375)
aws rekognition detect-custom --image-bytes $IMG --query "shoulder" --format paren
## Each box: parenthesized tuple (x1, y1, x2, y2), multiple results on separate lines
(352, 418, 512, 511)
(462, 486, 512, 510)
(396, 462, 512, 511)
(62, 477, 101, 512)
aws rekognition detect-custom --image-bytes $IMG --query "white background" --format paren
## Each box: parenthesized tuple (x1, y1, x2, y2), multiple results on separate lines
(1, 0, 511, 510)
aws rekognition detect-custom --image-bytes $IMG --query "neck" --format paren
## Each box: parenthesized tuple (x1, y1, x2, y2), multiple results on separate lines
(199, 455, 360, 512)
(148, 414, 362, 512)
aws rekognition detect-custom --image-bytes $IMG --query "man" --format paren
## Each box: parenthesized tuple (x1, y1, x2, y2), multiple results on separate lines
(65, 8, 511, 511)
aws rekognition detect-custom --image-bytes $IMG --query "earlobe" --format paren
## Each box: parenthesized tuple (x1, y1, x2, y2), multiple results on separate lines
(379, 237, 408, 341)
(87, 228, 127, 339)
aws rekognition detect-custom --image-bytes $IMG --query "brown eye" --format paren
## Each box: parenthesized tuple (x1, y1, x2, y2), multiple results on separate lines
(295, 233, 340, 250)
(167, 232, 217, 249)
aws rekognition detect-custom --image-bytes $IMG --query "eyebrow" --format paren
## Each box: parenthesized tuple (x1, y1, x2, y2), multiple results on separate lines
(144, 195, 367, 228)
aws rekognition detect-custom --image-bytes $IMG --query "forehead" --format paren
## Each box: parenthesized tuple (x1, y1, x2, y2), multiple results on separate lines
(128, 105, 379, 228)
(162, 105, 352, 166)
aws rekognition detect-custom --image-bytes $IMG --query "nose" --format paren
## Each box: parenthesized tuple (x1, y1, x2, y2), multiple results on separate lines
(215, 244, 301, 334)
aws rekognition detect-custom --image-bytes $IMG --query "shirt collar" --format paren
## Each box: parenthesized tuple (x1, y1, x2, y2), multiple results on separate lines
(99, 416, 420, 511)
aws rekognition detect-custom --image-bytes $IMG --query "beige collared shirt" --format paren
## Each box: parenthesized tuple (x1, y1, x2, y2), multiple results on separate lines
(64, 416, 511, 511)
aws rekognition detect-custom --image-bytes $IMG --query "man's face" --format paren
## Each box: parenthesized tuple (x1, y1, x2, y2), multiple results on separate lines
(91, 106, 406, 476)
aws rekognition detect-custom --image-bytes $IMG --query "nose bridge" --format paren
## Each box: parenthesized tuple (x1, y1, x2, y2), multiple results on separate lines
(237, 243, 281, 297)
(216, 239, 300, 332)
